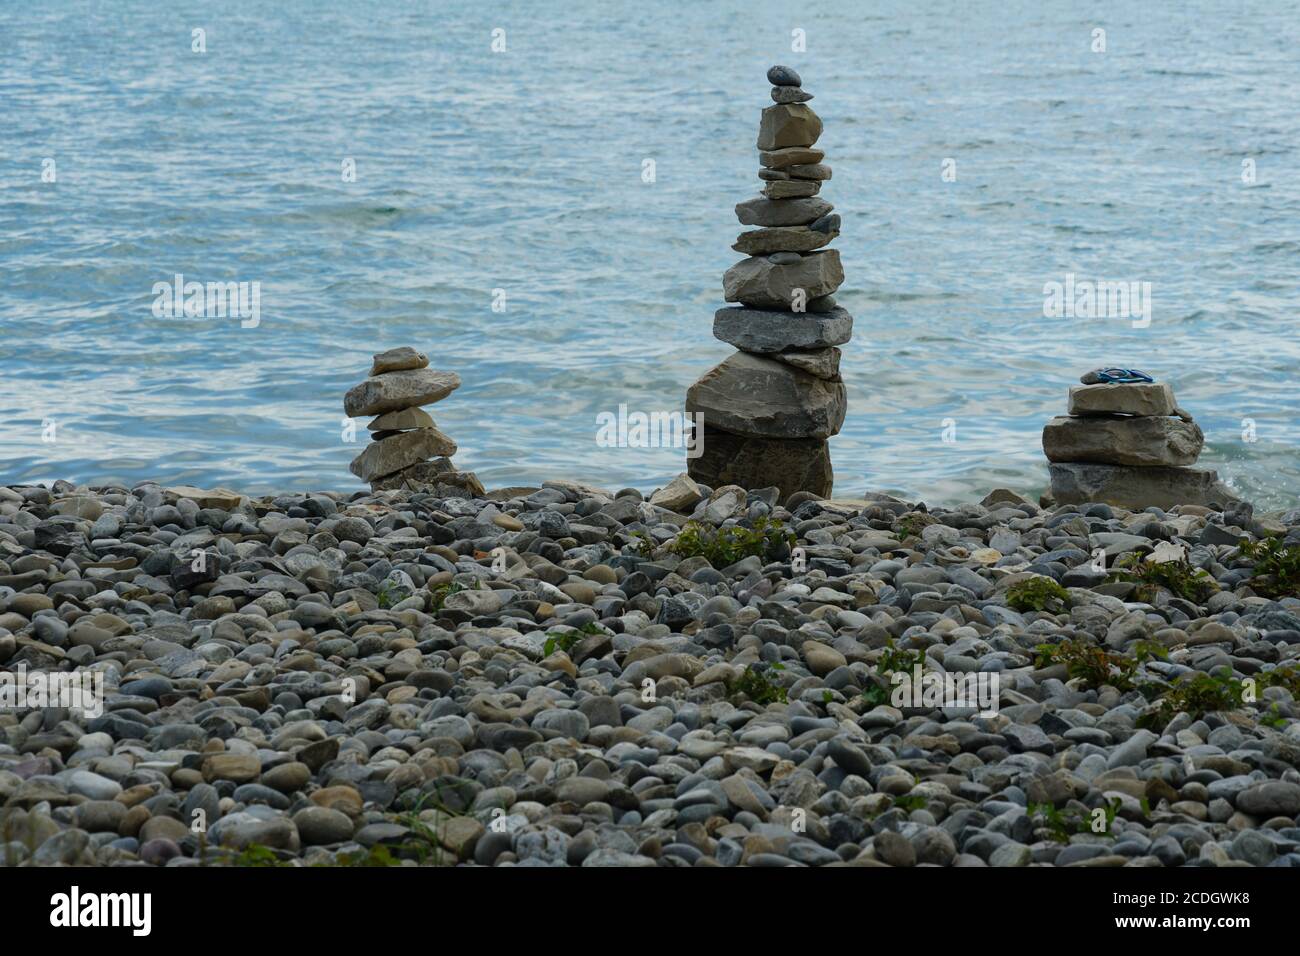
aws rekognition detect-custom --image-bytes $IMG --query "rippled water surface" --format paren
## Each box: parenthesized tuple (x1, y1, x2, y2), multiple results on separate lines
(2, 1, 1298, 506)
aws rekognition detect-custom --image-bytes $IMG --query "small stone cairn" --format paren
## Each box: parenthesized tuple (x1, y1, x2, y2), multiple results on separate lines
(1043, 369, 1236, 509)
(344, 346, 483, 496)
(686, 65, 850, 499)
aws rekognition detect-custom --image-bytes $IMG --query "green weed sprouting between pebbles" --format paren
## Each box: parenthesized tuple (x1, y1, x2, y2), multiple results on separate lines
(543, 620, 603, 657)
(1034, 637, 1167, 691)
(668, 517, 794, 567)
(1238, 536, 1300, 598)
(859, 639, 924, 707)
(1029, 797, 1137, 843)
(1110, 553, 1218, 604)
(1005, 576, 1070, 613)
(726, 662, 787, 705)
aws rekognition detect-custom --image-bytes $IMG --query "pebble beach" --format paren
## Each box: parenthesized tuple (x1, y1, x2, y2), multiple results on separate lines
(3, 476, 1300, 868)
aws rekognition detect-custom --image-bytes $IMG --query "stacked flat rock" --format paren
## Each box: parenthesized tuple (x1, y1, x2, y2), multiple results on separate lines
(686, 65, 850, 498)
(1043, 371, 1236, 509)
(343, 347, 484, 496)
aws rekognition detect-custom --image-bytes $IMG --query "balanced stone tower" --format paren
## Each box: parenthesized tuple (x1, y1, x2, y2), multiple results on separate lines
(1043, 369, 1235, 509)
(344, 346, 484, 496)
(686, 65, 850, 499)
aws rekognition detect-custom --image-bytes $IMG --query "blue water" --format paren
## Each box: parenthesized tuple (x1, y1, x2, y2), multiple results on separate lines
(3, 1, 1299, 507)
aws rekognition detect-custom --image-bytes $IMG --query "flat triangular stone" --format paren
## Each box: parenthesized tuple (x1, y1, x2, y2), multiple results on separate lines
(686, 351, 846, 439)
(772, 347, 841, 380)
(349, 427, 458, 481)
(344, 368, 460, 417)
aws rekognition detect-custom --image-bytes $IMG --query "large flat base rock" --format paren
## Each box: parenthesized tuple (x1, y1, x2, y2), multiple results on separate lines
(686, 351, 847, 440)
(1042, 415, 1204, 467)
(1049, 462, 1239, 510)
(713, 306, 852, 353)
(370, 460, 484, 497)
(688, 425, 832, 500)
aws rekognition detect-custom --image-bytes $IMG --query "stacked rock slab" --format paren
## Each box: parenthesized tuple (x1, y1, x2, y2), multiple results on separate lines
(1043, 372, 1236, 509)
(343, 347, 484, 496)
(686, 65, 850, 499)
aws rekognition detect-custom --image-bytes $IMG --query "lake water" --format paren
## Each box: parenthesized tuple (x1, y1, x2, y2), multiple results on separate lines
(3, 0, 1298, 507)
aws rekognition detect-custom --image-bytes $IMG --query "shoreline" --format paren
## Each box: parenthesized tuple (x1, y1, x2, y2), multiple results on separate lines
(2, 476, 1299, 867)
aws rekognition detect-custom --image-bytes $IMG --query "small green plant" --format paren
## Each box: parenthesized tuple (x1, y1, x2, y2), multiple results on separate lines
(429, 579, 480, 614)
(859, 639, 924, 707)
(892, 794, 928, 813)
(1030, 798, 1124, 843)
(1137, 663, 1300, 730)
(1238, 536, 1300, 598)
(542, 620, 603, 657)
(1034, 637, 1167, 692)
(668, 517, 794, 567)
(1137, 668, 1247, 729)
(375, 581, 403, 609)
(1111, 553, 1217, 604)
(627, 530, 657, 555)
(331, 844, 405, 867)
(726, 662, 787, 705)
(894, 514, 931, 539)
(1005, 576, 1070, 613)
(1259, 704, 1287, 730)
(230, 843, 291, 867)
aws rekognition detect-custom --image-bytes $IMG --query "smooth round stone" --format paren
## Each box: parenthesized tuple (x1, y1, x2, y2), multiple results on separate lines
(139, 838, 182, 866)
(293, 807, 355, 846)
(233, 783, 291, 810)
(67, 770, 122, 801)
(768, 252, 802, 265)
(767, 64, 802, 87)
(262, 761, 311, 794)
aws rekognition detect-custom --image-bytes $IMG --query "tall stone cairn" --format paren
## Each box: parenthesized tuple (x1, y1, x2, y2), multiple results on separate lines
(686, 65, 849, 499)
(1043, 370, 1237, 509)
(344, 346, 484, 497)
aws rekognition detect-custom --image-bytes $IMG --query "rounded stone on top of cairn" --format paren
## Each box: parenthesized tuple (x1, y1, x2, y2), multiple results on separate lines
(344, 347, 484, 496)
(685, 66, 851, 500)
